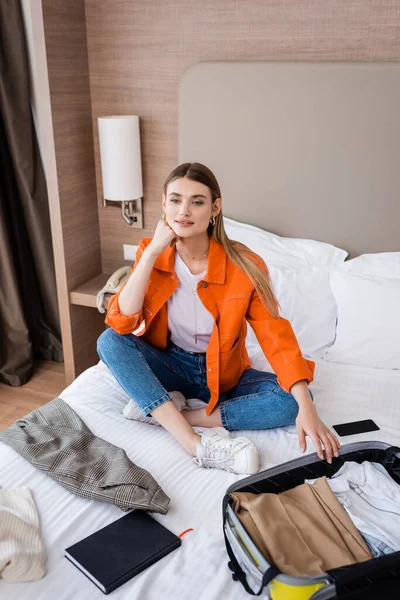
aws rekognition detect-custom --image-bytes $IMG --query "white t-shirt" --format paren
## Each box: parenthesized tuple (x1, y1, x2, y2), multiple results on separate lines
(168, 252, 214, 352)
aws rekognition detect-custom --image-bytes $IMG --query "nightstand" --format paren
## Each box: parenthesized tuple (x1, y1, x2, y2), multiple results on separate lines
(70, 273, 113, 309)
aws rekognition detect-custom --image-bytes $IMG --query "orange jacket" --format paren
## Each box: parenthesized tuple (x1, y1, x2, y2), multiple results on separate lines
(105, 237, 315, 415)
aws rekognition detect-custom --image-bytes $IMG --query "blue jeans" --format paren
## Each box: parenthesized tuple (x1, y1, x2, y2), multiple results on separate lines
(361, 533, 395, 558)
(97, 328, 309, 431)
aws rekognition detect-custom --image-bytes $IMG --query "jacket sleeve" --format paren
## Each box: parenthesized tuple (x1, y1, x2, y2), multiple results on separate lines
(245, 258, 315, 393)
(105, 239, 148, 335)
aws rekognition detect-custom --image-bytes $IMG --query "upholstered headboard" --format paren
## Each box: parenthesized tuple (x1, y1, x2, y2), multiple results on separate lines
(178, 62, 400, 258)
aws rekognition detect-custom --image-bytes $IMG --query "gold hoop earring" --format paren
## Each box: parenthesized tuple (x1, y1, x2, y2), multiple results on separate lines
(162, 212, 166, 221)
(210, 216, 216, 226)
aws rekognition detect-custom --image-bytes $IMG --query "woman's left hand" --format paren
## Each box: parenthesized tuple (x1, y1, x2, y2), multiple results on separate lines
(295, 403, 341, 463)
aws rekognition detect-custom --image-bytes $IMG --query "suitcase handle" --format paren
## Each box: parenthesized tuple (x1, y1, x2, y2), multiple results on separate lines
(327, 551, 400, 598)
(382, 445, 400, 483)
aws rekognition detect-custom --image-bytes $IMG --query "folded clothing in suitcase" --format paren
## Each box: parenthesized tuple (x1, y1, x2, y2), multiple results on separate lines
(222, 441, 400, 600)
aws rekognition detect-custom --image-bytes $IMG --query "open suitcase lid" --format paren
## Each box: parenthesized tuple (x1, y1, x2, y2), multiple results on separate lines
(225, 441, 400, 497)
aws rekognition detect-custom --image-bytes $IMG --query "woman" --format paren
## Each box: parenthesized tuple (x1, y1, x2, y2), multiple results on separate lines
(98, 163, 340, 475)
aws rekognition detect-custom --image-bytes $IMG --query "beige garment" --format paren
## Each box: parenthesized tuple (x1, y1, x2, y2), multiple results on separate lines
(231, 477, 372, 577)
(0, 487, 46, 582)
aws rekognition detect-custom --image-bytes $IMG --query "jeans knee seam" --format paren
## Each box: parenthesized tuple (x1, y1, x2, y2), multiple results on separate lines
(219, 405, 232, 431)
(220, 386, 286, 408)
(235, 376, 277, 386)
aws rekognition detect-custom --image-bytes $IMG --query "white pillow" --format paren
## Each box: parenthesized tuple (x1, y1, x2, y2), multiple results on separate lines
(222, 217, 347, 360)
(323, 270, 400, 369)
(246, 265, 338, 359)
(223, 216, 348, 268)
(340, 252, 400, 279)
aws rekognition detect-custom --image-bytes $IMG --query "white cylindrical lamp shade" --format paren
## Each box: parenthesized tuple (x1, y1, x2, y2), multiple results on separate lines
(98, 115, 143, 201)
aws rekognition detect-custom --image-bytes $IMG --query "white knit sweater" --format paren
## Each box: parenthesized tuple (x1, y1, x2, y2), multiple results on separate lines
(0, 487, 46, 582)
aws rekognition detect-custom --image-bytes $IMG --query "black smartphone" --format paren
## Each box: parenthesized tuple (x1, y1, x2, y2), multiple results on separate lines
(332, 419, 380, 437)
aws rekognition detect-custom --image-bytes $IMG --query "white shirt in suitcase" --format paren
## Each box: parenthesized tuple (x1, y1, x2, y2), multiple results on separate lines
(306, 461, 400, 551)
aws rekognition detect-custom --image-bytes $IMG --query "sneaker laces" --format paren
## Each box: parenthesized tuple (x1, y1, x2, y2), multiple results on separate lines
(194, 437, 243, 472)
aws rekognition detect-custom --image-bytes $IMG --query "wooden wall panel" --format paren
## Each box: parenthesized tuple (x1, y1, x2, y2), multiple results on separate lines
(84, 0, 400, 273)
(42, 0, 103, 382)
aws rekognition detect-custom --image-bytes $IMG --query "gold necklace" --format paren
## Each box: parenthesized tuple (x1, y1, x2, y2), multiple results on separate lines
(177, 246, 209, 261)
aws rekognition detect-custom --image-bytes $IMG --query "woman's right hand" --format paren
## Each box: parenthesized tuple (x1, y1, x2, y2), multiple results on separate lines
(148, 218, 179, 256)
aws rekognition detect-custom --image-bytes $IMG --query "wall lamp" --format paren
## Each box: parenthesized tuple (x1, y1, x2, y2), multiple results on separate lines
(98, 115, 144, 227)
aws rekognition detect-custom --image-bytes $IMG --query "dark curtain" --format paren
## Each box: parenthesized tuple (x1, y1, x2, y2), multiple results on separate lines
(0, 0, 63, 386)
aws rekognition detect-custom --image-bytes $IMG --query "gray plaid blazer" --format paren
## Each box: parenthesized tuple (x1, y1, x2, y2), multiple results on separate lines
(0, 397, 170, 514)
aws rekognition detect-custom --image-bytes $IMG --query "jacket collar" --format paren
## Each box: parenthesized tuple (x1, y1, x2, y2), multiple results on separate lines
(154, 236, 227, 284)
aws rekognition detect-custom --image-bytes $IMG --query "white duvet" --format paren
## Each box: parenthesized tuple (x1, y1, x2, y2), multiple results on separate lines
(1, 353, 400, 599)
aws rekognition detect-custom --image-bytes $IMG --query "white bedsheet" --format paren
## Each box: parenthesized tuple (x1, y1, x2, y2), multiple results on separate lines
(1, 354, 400, 599)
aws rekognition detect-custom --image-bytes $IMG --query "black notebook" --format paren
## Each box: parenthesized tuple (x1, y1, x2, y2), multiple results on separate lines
(65, 510, 181, 594)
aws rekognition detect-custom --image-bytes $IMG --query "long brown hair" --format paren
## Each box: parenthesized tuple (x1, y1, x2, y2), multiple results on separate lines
(163, 163, 280, 319)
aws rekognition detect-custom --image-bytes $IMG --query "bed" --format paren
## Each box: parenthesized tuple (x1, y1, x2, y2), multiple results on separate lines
(1, 357, 400, 599)
(1, 61, 400, 599)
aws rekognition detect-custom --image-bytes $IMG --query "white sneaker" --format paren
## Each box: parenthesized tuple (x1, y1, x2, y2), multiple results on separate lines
(122, 391, 187, 425)
(193, 427, 259, 475)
